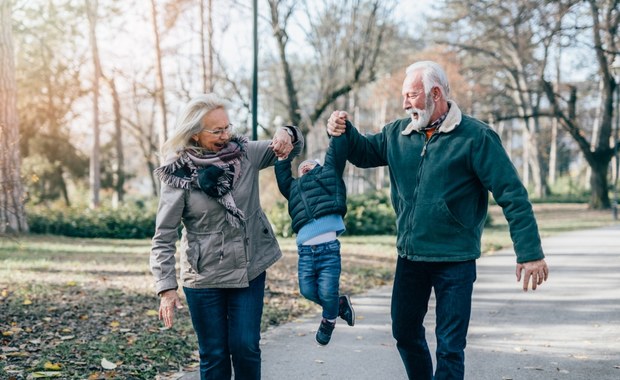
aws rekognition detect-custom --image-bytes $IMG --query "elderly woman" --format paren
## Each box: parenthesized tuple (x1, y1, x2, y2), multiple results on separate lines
(150, 93, 303, 380)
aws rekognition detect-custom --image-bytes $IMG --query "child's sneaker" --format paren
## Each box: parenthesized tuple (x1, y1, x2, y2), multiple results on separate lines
(338, 295, 355, 326)
(315, 318, 336, 345)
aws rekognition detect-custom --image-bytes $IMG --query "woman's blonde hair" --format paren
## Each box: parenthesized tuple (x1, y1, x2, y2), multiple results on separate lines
(161, 93, 227, 158)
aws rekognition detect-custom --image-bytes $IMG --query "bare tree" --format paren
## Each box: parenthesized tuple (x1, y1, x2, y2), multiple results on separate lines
(433, 0, 575, 198)
(201, 0, 215, 93)
(105, 74, 125, 205)
(543, 0, 619, 209)
(266, 0, 404, 157)
(0, 1, 28, 234)
(85, 0, 102, 208)
(150, 0, 169, 159)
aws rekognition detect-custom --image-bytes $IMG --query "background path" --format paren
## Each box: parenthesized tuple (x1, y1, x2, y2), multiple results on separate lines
(180, 225, 620, 379)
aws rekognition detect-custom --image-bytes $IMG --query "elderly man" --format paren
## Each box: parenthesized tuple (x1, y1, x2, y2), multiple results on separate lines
(326, 61, 548, 380)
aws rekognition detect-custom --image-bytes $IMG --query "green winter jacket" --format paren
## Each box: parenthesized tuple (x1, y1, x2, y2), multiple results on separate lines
(344, 101, 544, 263)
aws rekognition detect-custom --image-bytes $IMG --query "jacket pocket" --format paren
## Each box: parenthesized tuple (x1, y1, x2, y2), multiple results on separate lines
(410, 200, 473, 254)
(187, 231, 230, 273)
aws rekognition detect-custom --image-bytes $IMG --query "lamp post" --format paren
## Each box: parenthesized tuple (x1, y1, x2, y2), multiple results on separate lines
(611, 56, 620, 220)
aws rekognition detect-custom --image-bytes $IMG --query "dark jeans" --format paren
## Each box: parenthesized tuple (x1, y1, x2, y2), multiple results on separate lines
(391, 256, 476, 380)
(297, 240, 341, 320)
(183, 271, 266, 380)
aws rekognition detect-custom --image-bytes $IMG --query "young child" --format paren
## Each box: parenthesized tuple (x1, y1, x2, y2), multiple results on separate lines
(275, 133, 355, 345)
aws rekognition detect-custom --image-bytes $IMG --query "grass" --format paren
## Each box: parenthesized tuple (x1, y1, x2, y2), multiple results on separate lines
(1, 203, 617, 379)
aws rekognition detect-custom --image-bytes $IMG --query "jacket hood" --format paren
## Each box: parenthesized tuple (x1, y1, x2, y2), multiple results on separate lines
(401, 100, 462, 136)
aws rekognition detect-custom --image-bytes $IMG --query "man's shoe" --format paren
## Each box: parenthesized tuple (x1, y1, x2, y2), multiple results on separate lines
(315, 319, 336, 345)
(338, 295, 355, 326)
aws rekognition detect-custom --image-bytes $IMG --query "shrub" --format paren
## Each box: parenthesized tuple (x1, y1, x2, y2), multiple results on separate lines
(26, 202, 157, 239)
(344, 191, 396, 235)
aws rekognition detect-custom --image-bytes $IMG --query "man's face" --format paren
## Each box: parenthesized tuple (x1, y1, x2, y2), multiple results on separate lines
(402, 72, 435, 129)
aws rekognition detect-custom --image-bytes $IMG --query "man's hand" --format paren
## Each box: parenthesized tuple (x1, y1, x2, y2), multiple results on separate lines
(159, 289, 184, 328)
(327, 111, 348, 136)
(269, 128, 294, 159)
(516, 259, 549, 291)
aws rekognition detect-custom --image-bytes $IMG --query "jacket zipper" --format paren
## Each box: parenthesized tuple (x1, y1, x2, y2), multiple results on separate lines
(409, 130, 439, 252)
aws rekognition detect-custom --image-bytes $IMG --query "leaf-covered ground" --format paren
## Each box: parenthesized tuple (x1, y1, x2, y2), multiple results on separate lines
(1, 203, 614, 379)
(0, 235, 395, 379)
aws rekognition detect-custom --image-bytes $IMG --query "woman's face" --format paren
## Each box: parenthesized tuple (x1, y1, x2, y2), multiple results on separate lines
(192, 108, 232, 152)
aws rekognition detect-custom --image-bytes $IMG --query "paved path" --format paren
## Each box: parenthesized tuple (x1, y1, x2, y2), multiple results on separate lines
(179, 225, 620, 379)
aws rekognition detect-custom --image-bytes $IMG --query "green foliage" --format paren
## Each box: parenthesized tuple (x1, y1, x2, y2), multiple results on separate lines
(344, 191, 397, 235)
(26, 202, 157, 239)
(267, 200, 294, 238)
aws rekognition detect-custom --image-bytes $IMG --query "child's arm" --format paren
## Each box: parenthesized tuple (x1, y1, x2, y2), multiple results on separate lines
(274, 158, 294, 199)
(323, 133, 348, 177)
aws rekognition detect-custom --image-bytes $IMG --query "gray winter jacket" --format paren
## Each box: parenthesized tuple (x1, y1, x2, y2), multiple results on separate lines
(150, 130, 303, 294)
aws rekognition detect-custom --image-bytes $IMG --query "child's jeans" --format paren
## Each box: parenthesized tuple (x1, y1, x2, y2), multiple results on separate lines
(297, 239, 341, 320)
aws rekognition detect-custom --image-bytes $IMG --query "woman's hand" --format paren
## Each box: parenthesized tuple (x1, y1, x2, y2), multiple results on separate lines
(270, 128, 294, 159)
(159, 289, 184, 328)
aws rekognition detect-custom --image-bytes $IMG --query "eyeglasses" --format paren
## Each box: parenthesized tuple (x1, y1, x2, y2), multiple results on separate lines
(202, 124, 233, 136)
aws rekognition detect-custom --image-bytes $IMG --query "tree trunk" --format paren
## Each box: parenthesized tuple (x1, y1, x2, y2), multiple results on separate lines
(200, 0, 214, 93)
(86, 0, 101, 208)
(589, 159, 611, 209)
(150, 0, 168, 159)
(107, 75, 125, 206)
(0, 2, 29, 233)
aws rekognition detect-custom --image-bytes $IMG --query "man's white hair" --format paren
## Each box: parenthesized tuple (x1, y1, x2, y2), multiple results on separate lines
(405, 61, 450, 99)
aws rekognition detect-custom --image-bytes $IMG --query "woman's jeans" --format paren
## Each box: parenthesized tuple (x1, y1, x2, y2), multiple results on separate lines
(183, 271, 266, 380)
(391, 256, 476, 380)
(297, 240, 341, 320)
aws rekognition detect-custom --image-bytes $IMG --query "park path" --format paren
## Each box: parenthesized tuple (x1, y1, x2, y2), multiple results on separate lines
(178, 224, 620, 380)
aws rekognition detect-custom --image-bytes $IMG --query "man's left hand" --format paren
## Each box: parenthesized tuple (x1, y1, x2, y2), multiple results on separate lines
(516, 259, 549, 291)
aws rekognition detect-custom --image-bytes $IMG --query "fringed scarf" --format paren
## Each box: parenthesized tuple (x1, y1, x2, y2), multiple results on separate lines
(154, 136, 249, 228)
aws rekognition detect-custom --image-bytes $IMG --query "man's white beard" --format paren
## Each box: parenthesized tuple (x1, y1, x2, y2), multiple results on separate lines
(406, 95, 435, 130)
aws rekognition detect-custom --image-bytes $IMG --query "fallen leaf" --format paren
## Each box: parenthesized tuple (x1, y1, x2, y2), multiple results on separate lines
(44, 362, 62, 370)
(101, 358, 117, 370)
(110, 321, 120, 328)
(23, 298, 32, 305)
(6, 351, 29, 357)
(66, 281, 77, 286)
(145, 309, 159, 317)
(31, 371, 63, 378)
